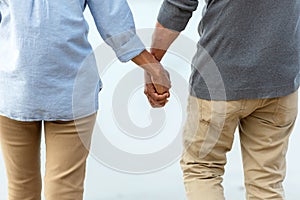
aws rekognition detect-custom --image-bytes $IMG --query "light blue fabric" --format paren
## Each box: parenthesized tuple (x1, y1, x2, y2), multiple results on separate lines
(0, 0, 145, 121)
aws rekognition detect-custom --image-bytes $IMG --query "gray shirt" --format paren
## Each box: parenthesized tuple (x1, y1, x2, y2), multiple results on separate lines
(158, 0, 300, 100)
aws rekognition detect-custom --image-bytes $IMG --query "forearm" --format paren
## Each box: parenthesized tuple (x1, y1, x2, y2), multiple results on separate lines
(131, 49, 159, 70)
(151, 22, 180, 61)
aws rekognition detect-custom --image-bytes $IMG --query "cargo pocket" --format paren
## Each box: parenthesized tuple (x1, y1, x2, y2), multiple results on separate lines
(273, 91, 298, 126)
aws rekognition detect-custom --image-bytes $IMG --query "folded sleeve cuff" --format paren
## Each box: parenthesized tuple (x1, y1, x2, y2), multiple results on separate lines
(115, 34, 145, 62)
(104, 31, 145, 62)
(157, 0, 198, 32)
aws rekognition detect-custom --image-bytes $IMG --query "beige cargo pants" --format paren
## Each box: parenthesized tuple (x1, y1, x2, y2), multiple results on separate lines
(181, 91, 298, 200)
(0, 113, 96, 200)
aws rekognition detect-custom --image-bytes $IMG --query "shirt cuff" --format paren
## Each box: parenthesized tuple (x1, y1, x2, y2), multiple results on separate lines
(157, 0, 197, 32)
(105, 33, 145, 63)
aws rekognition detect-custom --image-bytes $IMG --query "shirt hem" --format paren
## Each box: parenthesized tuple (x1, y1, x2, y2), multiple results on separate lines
(0, 110, 98, 122)
(190, 84, 300, 101)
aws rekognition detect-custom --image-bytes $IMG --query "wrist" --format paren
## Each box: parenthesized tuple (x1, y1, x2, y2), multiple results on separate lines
(150, 22, 180, 62)
(150, 48, 165, 62)
(132, 50, 162, 75)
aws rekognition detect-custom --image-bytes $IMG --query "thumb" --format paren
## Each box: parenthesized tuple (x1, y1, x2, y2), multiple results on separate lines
(153, 84, 167, 95)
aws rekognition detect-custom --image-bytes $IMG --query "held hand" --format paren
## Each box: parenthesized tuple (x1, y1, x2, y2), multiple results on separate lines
(148, 63, 171, 95)
(131, 49, 171, 107)
(144, 68, 171, 108)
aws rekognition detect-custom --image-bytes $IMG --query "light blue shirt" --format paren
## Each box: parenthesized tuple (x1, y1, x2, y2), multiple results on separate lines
(0, 0, 145, 121)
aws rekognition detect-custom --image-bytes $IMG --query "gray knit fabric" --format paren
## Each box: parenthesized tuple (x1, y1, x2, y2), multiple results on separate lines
(158, 0, 300, 100)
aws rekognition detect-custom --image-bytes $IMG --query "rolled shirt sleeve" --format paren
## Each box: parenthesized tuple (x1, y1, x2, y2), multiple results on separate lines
(87, 0, 145, 62)
(157, 0, 199, 32)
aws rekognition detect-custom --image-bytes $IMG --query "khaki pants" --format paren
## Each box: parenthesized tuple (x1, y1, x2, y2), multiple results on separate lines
(181, 91, 298, 200)
(0, 113, 96, 200)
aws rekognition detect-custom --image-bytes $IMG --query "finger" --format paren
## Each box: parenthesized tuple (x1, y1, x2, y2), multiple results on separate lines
(152, 79, 171, 94)
(144, 85, 155, 97)
(153, 84, 169, 95)
(147, 97, 162, 108)
(147, 92, 169, 105)
(149, 69, 172, 92)
(148, 90, 170, 101)
(145, 83, 156, 93)
(146, 93, 169, 105)
(146, 91, 166, 106)
(145, 91, 168, 105)
(145, 83, 170, 100)
(148, 98, 166, 108)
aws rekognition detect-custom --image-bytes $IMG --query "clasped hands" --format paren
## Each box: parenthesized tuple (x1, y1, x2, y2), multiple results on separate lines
(131, 48, 171, 108)
(144, 65, 170, 108)
(130, 22, 179, 108)
(143, 48, 171, 108)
